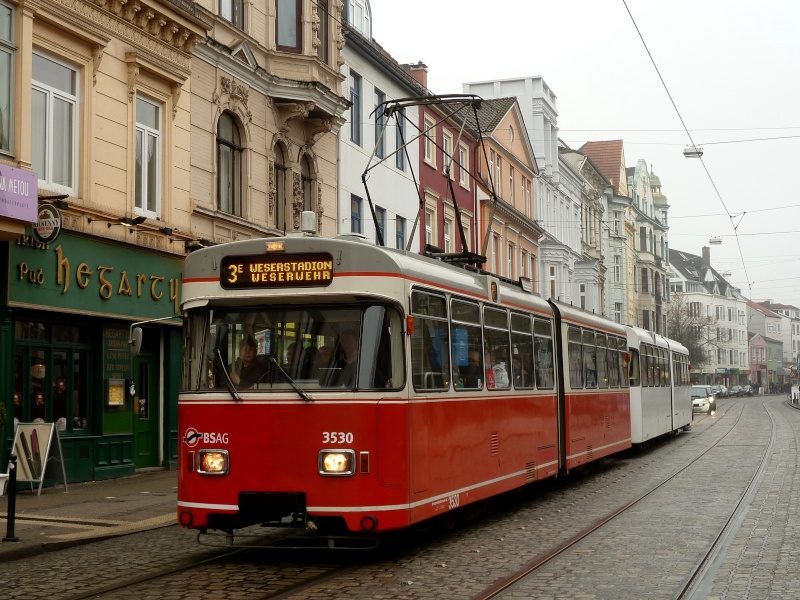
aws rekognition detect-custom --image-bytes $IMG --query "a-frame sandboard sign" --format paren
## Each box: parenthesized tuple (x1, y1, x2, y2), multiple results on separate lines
(11, 423, 68, 496)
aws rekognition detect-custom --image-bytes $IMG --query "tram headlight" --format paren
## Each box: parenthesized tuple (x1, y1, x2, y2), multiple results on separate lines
(197, 450, 229, 475)
(318, 450, 356, 476)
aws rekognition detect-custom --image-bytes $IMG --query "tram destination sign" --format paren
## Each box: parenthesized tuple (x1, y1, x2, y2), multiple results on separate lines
(220, 252, 334, 289)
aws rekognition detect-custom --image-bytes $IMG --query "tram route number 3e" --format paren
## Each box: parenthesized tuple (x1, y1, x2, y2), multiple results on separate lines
(322, 431, 354, 444)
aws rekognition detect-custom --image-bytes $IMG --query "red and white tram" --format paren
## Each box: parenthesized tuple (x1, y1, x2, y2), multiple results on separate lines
(625, 326, 692, 444)
(174, 232, 687, 539)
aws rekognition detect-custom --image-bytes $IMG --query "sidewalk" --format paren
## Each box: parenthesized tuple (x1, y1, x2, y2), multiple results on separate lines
(0, 468, 177, 561)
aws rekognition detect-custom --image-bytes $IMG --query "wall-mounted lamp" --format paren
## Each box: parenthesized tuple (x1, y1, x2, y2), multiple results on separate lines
(185, 238, 213, 252)
(39, 194, 70, 210)
(88, 215, 146, 232)
(120, 216, 147, 228)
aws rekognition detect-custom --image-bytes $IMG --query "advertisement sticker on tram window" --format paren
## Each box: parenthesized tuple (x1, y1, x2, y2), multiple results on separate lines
(183, 428, 229, 447)
(219, 252, 334, 289)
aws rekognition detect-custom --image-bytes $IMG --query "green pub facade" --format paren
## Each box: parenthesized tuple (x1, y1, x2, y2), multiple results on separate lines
(1, 231, 182, 482)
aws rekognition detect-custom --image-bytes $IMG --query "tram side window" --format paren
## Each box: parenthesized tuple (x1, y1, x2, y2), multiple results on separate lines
(510, 314, 534, 389)
(628, 348, 641, 387)
(653, 347, 664, 387)
(662, 349, 670, 386)
(411, 291, 450, 391)
(618, 338, 629, 388)
(450, 299, 483, 390)
(568, 327, 583, 389)
(360, 305, 404, 389)
(596, 334, 608, 389)
(607, 337, 619, 388)
(583, 330, 597, 389)
(534, 319, 555, 389)
(484, 307, 511, 389)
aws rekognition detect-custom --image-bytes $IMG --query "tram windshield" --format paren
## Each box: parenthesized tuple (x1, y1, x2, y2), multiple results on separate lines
(182, 304, 405, 393)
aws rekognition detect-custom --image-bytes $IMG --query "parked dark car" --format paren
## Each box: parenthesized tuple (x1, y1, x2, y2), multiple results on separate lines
(742, 385, 753, 396)
(711, 384, 726, 398)
(730, 385, 742, 397)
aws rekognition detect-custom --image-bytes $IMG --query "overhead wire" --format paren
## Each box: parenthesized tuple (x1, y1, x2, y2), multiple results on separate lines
(621, 0, 754, 299)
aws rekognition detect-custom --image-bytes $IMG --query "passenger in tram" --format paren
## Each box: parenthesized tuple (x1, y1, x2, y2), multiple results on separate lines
(484, 346, 496, 389)
(284, 342, 312, 379)
(461, 350, 483, 388)
(230, 334, 268, 388)
(492, 347, 510, 388)
(331, 329, 359, 387)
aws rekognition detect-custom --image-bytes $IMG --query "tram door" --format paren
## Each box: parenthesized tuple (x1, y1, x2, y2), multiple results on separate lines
(133, 354, 160, 468)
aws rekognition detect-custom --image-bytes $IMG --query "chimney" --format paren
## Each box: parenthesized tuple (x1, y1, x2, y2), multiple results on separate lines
(402, 61, 428, 88)
(701, 246, 710, 268)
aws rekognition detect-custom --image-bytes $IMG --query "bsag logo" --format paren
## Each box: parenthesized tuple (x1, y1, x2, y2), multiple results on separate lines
(183, 427, 229, 447)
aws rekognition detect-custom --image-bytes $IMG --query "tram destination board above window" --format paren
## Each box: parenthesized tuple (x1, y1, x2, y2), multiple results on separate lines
(220, 252, 334, 289)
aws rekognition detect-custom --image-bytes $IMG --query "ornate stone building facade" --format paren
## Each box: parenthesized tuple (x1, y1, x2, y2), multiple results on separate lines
(190, 0, 349, 242)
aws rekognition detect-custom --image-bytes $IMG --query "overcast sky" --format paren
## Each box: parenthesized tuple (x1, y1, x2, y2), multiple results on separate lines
(371, 0, 800, 308)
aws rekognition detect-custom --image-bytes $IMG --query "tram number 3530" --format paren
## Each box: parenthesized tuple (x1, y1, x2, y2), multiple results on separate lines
(322, 431, 354, 444)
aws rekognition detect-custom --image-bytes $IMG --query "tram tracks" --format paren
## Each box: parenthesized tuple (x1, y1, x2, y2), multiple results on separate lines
(473, 397, 777, 600)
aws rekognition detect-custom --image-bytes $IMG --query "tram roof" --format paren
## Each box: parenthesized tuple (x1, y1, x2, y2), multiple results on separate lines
(182, 234, 552, 315)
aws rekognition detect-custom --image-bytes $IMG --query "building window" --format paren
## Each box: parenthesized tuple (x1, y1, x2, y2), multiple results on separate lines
(375, 205, 385, 244)
(425, 208, 434, 245)
(277, 0, 301, 52)
(614, 255, 621, 283)
(274, 143, 286, 229)
(442, 130, 453, 177)
(641, 267, 649, 293)
(0, 1, 14, 154)
(459, 144, 469, 188)
(396, 216, 406, 249)
(31, 52, 77, 192)
(349, 70, 361, 145)
(135, 95, 162, 218)
(495, 155, 502, 197)
(614, 302, 622, 324)
(315, 0, 329, 62)
(424, 116, 436, 166)
(351, 194, 362, 233)
(374, 88, 385, 158)
(507, 242, 514, 278)
(218, 111, 243, 216)
(395, 108, 406, 170)
(491, 235, 499, 274)
(219, 0, 244, 28)
(443, 218, 452, 253)
(524, 177, 531, 215)
(509, 166, 514, 203)
(347, 0, 371, 37)
(301, 154, 313, 212)
(579, 283, 586, 310)
(549, 265, 557, 299)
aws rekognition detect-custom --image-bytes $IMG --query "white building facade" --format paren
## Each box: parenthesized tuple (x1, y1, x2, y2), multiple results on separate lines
(669, 247, 749, 386)
(339, 2, 423, 248)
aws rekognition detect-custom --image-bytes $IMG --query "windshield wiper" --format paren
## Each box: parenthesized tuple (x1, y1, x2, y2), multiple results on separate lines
(268, 356, 313, 402)
(216, 349, 242, 401)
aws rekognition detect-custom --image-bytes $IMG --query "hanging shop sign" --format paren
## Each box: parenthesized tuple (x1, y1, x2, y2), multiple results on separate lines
(31, 204, 62, 245)
(0, 164, 38, 222)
